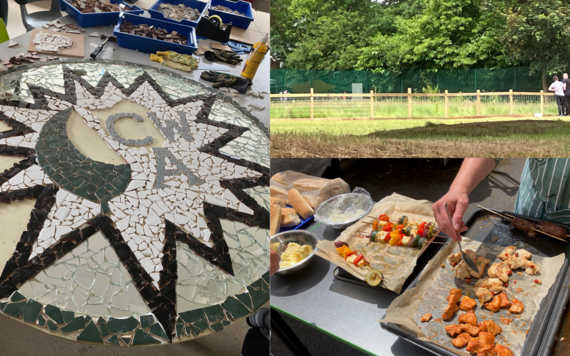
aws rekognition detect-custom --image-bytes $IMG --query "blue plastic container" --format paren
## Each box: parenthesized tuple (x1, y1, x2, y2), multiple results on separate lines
(279, 205, 315, 233)
(60, 0, 143, 28)
(208, 0, 253, 29)
(148, 0, 209, 28)
(113, 13, 198, 55)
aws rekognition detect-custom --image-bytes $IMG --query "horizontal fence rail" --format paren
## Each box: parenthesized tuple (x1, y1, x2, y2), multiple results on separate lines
(270, 88, 558, 120)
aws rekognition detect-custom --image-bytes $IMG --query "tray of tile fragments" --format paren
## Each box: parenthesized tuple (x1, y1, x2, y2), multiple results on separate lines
(0, 59, 270, 347)
(380, 208, 570, 356)
(61, 0, 143, 28)
(149, 0, 209, 28)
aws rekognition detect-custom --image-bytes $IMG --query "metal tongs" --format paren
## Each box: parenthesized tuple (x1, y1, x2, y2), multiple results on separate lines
(444, 202, 479, 272)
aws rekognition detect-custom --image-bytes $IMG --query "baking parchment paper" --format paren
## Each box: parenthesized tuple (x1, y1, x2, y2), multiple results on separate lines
(314, 193, 438, 293)
(380, 237, 565, 356)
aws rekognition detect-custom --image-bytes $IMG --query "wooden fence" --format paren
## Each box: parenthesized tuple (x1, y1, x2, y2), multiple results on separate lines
(270, 88, 553, 119)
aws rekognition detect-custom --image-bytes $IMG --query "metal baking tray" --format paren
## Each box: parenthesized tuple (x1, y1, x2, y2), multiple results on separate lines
(333, 234, 449, 294)
(380, 208, 570, 356)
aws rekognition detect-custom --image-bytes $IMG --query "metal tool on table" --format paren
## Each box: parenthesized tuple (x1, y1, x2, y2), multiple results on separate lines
(90, 34, 117, 59)
(444, 201, 478, 272)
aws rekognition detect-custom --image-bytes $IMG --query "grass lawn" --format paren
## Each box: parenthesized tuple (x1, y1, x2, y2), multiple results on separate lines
(271, 118, 570, 157)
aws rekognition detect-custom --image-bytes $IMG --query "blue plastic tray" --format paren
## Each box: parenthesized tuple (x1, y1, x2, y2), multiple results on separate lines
(148, 0, 209, 28)
(113, 13, 198, 55)
(278, 205, 314, 233)
(60, 0, 143, 28)
(208, 0, 253, 29)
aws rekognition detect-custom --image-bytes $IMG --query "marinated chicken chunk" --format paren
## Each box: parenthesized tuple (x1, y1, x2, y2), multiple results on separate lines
(458, 310, 478, 326)
(515, 249, 532, 260)
(484, 295, 502, 312)
(451, 332, 472, 348)
(493, 344, 515, 356)
(454, 252, 490, 280)
(498, 292, 512, 308)
(455, 261, 472, 280)
(488, 262, 510, 282)
(421, 314, 432, 322)
(443, 303, 460, 321)
(509, 298, 524, 314)
(475, 278, 504, 303)
(475, 287, 493, 304)
(460, 296, 477, 311)
(471, 256, 491, 278)
(478, 320, 503, 336)
(498, 246, 516, 260)
(448, 252, 462, 265)
(445, 324, 465, 337)
(507, 255, 528, 270)
(461, 324, 481, 337)
(466, 332, 495, 353)
(524, 260, 540, 275)
(447, 288, 463, 304)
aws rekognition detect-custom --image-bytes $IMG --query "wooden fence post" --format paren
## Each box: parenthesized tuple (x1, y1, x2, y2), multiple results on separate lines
(540, 90, 544, 115)
(310, 88, 314, 119)
(476, 89, 481, 116)
(407, 88, 412, 118)
(509, 89, 514, 115)
(370, 90, 374, 119)
(444, 90, 449, 118)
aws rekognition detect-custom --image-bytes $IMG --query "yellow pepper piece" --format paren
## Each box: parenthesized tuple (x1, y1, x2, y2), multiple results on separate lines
(335, 245, 352, 258)
(389, 236, 399, 246)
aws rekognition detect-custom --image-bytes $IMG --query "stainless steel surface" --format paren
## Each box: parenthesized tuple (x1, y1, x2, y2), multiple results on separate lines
(314, 193, 374, 230)
(444, 202, 478, 272)
(270, 230, 318, 276)
(0, 15, 269, 128)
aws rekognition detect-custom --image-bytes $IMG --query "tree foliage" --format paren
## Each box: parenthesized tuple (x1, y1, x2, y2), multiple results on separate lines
(271, 0, 570, 77)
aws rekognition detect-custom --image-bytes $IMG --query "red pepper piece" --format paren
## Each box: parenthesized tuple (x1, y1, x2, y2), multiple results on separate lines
(353, 254, 364, 266)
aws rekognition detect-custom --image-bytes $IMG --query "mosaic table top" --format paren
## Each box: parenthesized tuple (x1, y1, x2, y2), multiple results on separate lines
(0, 60, 270, 347)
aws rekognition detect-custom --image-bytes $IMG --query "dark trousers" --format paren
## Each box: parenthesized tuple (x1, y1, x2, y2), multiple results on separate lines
(556, 95, 566, 115)
(565, 94, 570, 115)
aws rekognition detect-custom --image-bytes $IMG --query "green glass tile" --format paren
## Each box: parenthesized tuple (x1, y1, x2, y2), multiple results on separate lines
(149, 323, 169, 340)
(107, 335, 120, 346)
(121, 337, 131, 346)
(178, 310, 205, 324)
(101, 200, 110, 214)
(47, 320, 59, 331)
(90, 175, 101, 185)
(74, 185, 88, 198)
(261, 271, 270, 285)
(175, 324, 183, 337)
(203, 305, 224, 323)
(37, 315, 46, 327)
(3, 302, 26, 318)
(193, 319, 208, 332)
(250, 279, 263, 290)
(209, 322, 224, 332)
(99, 323, 110, 337)
(187, 325, 202, 337)
(0, 302, 6, 311)
(62, 310, 75, 324)
(85, 315, 92, 325)
(140, 315, 154, 329)
(61, 316, 86, 334)
(223, 297, 250, 320)
(247, 286, 269, 311)
(107, 317, 139, 334)
(22, 299, 43, 323)
(222, 320, 230, 327)
(77, 321, 103, 344)
(235, 292, 253, 311)
(96, 317, 106, 325)
(11, 291, 26, 302)
(45, 305, 64, 324)
(132, 328, 161, 345)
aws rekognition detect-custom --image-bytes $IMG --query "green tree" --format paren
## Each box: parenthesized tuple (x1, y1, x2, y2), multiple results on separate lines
(498, 0, 570, 89)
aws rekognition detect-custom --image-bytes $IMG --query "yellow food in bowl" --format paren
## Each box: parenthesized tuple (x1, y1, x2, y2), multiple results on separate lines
(279, 243, 313, 268)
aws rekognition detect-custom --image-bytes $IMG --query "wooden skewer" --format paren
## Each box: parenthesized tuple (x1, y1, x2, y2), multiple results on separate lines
(478, 206, 567, 242)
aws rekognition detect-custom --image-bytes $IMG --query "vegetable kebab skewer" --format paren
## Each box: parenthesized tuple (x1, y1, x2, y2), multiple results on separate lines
(363, 214, 437, 250)
(334, 240, 383, 286)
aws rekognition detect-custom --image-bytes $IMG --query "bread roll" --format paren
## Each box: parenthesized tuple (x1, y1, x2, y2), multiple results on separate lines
(281, 207, 297, 215)
(270, 186, 289, 201)
(270, 197, 286, 207)
(281, 213, 301, 227)
(300, 194, 324, 209)
(270, 172, 289, 185)
(288, 189, 314, 219)
(293, 178, 327, 191)
(270, 204, 281, 236)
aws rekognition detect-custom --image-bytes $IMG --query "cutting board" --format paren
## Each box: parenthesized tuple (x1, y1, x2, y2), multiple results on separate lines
(27, 29, 85, 58)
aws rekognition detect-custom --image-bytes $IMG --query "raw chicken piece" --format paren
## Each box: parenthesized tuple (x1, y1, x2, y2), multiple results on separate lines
(509, 298, 524, 314)
(524, 260, 540, 275)
(465, 249, 477, 261)
(455, 261, 472, 279)
(498, 246, 516, 260)
(478, 320, 503, 336)
(466, 332, 495, 353)
(488, 263, 499, 278)
(476, 278, 505, 294)
(506, 255, 528, 269)
(461, 324, 481, 337)
(484, 295, 501, 312)
(493, 344, 515, 356)
(421, 314, 432, 322)
(451, 332, 472, 348)
(515, 249, 532, 260)
(458, 310, 478, 326)
(498, 292, 512, 308)
(443, 303, 460, 321)
(475, 287, 493, 304)
(460, 296, 477, 311)
(489, 262, 510, 282)
(448, 252, 462, 265)
(470, 256, 491, 278)
(445, 324, 465, 337)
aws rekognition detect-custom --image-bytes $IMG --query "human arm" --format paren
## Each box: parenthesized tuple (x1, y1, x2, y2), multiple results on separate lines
(432, 158, 497, 241)
(549, 83, 556, 92)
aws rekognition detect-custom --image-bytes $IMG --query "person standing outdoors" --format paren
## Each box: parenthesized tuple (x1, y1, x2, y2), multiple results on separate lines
(562, 73, 570, 115)
(548, 76, 566, 116)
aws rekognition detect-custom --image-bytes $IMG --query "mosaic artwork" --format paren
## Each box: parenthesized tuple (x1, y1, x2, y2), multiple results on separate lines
(0, 60, 270, 346)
